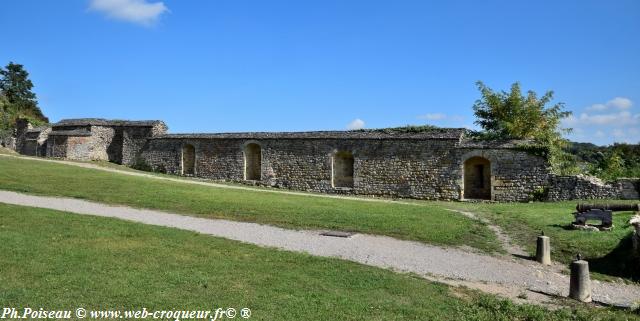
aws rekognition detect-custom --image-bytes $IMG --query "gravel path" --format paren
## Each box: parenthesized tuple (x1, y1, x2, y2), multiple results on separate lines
(1, 190, 639, 308)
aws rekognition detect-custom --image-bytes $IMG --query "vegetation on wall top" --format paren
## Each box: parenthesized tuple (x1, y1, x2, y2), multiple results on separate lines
(0, 62, 49, 139)
(471, 81, 576, 175)
(354, 124, 442, 134)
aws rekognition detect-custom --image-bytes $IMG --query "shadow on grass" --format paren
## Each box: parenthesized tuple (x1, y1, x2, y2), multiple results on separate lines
(550, 223, 575, 231)
(589, 232, 639, 281)
(512, 253, 534, 261)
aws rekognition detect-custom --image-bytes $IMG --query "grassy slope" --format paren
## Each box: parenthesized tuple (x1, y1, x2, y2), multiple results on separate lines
(0, 147, 17, 155)
(446, 201, 639, 281)
(1, 203, 636, 321)
(0, 156, 500, 253)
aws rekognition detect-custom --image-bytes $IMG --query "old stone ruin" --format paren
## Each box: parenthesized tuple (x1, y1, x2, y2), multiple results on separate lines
(7, 117, 640, 202)
(13, 118, 167, 165)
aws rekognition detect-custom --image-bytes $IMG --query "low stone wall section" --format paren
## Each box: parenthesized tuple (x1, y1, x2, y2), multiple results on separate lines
(548, 175, 640, 201)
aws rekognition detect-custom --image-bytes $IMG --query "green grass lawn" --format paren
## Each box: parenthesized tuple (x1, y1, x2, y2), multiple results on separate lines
(0, 156, 500, 253)
(1, 203, 637, 321)
(1, 155, 638, 282)
(446, 201, 639, 281)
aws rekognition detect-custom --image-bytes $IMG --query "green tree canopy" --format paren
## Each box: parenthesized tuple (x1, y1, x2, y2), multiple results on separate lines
(0, 94, 16, 141)
(472, 81, 575, 174)
(0, 62, 49, 127)
(473, 81, 571, 140)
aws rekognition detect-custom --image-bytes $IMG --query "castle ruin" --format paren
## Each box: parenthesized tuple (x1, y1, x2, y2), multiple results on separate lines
(11, 118, 640, 202)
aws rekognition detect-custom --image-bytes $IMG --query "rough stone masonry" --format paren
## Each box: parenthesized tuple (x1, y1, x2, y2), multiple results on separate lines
(11, 118, 640, 202)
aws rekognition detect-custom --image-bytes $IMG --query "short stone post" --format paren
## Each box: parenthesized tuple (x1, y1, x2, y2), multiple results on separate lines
(536, 231, 551, 265)
(569, 254, 592, 302)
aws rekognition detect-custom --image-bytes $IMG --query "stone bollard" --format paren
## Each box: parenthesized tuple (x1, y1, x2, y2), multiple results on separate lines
(536, 231, 551, 265)
(569, 255, 592, 302)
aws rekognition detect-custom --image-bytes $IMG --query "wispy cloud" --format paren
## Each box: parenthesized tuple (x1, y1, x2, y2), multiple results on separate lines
(586, 97, 632, 111)
(416, 113, 464, 122)
(417, 113, 447, 121)
(564, 97, 639, 145)
(346, 118, 365, 130)
(563, 111, 639, 126)
(89, 0, 169, 26)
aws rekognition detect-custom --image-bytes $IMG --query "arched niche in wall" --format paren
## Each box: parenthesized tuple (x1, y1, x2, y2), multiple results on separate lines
(332, 151, 354, 188)
(463, 156, 491, 200)
(244, 143, 262, 180)
(182, 144, 196, 176)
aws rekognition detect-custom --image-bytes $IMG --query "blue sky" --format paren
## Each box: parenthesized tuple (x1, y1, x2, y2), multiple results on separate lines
(1, 0, 638, 145)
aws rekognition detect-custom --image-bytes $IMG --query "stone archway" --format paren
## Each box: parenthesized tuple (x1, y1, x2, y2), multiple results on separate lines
(182, 144, 195, 176)
(244, 143, 262, 180)
(463, 156, 491, 200)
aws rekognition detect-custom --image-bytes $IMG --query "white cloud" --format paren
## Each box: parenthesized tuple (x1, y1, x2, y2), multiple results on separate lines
(417, 113, 447, 121)
(586, 103, 607, 112)
(89, 0, 169, 26)
(564, 97, 639, 145)
(586, 97, 632, 111)
(346, 118, 365, 130)
(416, 113, 465, 123)
(583, 111, 637, 125)
(609, 97, 633, 110)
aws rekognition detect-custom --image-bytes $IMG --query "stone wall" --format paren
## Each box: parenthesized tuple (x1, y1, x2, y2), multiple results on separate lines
(121, 123, 167, 166)
(140, 137, 549, 201)
(47, 136, 68, 158)
(43, 121, 167, 165)
(613, 178, 640, 200)
(547, 175, 640, 201)
(66, 136, 93, 160)
(21, 128, 51, 156)
(457, 148, 550, 202)
(1, 136, 16, 150)
(87, 126, 115, 160)
(14, 118, 32, 154)
(12, 117, 636, 202)
(46, 135, 93, 160)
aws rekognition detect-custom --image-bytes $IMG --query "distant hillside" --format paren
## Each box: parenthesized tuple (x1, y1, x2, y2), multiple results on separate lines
(566, 142, 640, 179)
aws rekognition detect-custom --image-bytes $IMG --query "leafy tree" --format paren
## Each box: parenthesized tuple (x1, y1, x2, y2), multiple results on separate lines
(600, 152, 625, 180)
(472, 81, 575, 174)
(0, 62, 48, 127)
(0, 94, 13, 141)
(0, 94, 9, 128)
